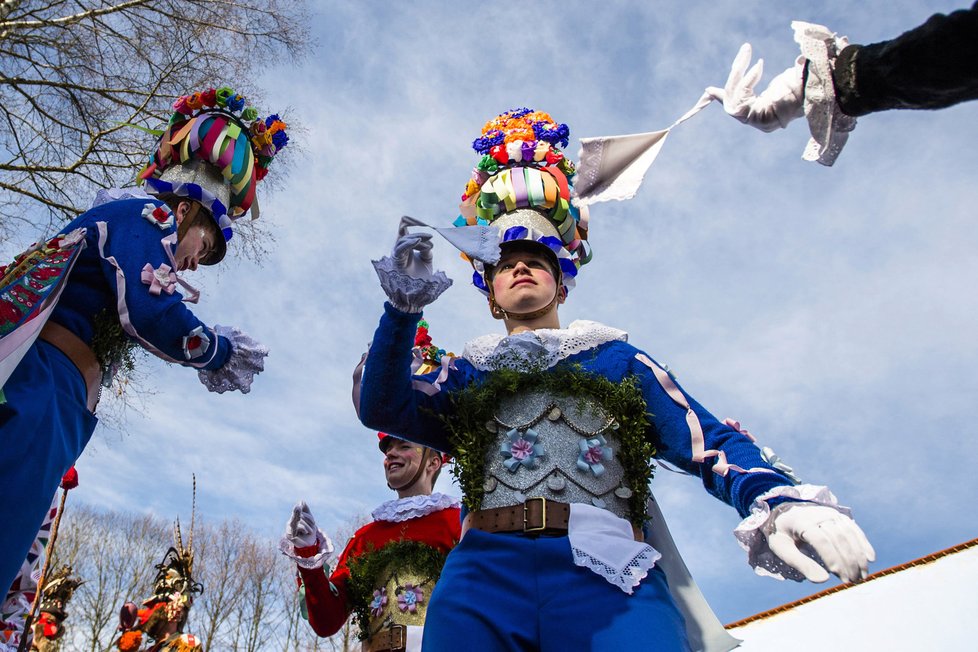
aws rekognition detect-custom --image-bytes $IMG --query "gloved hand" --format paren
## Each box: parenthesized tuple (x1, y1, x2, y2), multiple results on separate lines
(372, 216, 453, 313)
(765, 503, 875, 583)
(393, 219, 436, 280)
(285, 501, 319, 549)
(706, 43, 806, 132)
(197, 325, 269, 394)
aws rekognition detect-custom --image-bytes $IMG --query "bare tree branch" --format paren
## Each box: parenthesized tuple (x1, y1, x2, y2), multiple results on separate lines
(0, 0, 311, 253)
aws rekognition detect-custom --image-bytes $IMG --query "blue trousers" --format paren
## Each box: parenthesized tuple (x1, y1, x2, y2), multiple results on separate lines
(0, 341, 97, 591)
(423, 528, 690, 651)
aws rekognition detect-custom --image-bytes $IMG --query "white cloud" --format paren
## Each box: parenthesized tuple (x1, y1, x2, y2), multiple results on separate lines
(43, 0, 978, 627)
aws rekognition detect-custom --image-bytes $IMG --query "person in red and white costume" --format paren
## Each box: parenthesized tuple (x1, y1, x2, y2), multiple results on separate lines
(280, 433, 460, 652)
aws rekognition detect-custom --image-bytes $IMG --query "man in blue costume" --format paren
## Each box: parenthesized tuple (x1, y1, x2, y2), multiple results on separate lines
(0, 87, 288, 591)
(355, 109, 875, 650)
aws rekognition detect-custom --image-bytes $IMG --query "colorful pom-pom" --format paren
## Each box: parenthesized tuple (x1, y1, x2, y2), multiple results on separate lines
(215, 86, 234, 107)
(226, 94, 246, 112)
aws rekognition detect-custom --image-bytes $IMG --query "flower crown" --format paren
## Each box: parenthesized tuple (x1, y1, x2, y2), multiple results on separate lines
(456, 108, 591, 294)
(171, 87, 289, 176)
(468, 108, 575, 190)
(139, 86, 289, 221)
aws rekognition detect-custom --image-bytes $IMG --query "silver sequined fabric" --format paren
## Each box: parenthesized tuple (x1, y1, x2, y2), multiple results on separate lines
(481, 389, 632, 520)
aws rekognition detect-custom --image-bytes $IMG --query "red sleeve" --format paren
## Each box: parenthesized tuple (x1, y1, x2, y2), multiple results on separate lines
(297, 530, 367, 637)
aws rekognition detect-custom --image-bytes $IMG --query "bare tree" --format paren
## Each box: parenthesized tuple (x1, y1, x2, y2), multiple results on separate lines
(46, 503, 365, 651)
(0, 0, 310, 242)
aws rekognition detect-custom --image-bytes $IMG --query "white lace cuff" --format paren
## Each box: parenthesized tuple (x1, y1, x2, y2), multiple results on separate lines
(371, 492, 460, 523)
(371, 256, 453, 313)
(277, 528, 334, 570)
(793, 20, 857, 166)
(197, 325, 269, 394)
(734, 484, 851, 580)
(568, 504, 660, 594)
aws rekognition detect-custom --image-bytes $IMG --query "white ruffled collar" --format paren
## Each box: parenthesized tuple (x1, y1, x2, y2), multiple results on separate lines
(462, 320, 628, 371)
(371, 492, 460, 523)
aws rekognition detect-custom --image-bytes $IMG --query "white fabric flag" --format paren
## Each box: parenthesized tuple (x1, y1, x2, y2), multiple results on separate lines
(574, 92, 714, 207)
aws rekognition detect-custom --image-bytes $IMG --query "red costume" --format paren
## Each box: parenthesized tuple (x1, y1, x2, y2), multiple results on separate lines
(295, 496, 460, 638)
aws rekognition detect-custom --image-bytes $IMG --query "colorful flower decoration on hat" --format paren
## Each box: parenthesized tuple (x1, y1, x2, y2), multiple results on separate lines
(457, 108, 591, 295)
(138, 85, 291, 241)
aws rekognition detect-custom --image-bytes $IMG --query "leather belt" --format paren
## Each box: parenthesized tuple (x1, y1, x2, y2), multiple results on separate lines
(463, 497, 571, 538)
(462, 497, 644, 541)
(366, 624, 406, 652)
(39, 321, 101, 412)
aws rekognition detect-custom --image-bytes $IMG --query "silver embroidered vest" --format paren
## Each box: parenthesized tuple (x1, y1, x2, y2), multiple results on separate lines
(481, 389, 634, 520)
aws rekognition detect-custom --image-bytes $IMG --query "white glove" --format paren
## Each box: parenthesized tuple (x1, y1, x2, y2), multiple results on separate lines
(393, 217, 436, 280)
(765, 503, 875, 583)
(285, 501, 319, 548)
(706, 43, 806, 133)
(372, 216, 453, 313)
(197, 325, 269, 394)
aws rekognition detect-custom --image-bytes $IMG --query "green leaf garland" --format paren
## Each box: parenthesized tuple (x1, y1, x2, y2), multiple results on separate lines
(439, 364, 656, 526)
(346, 540, 448, 640)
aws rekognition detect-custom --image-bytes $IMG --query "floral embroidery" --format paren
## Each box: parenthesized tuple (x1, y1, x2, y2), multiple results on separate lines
(141, 203, 174, 229)
(499, 428, 545, 472)
(369, 588, 388, 617)
(140, 262, 177, 296)
(182, 326, 210, 360)
(396, 584, 423, 613)
(577, 434, 613, 477)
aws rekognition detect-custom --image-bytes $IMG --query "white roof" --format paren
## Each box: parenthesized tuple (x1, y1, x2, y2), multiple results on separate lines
(727, 539, 978, 651)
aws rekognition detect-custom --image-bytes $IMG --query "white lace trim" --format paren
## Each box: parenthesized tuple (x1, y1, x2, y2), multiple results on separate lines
(370, 492, 461, 523)
(567, 503, 661, 594)
(372, 255, 453, 314)
(733, 484, 850, 581)
(90, 186, 152, 209)
(462, 320, 627, 371)
(793, 21, 857, 166)
(277, 528, 334, 570)
(570, 544, 661, 595)
(197, 325, 269, 394)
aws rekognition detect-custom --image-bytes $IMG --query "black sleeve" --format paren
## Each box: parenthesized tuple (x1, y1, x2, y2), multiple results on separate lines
(833, 3, 978, 116)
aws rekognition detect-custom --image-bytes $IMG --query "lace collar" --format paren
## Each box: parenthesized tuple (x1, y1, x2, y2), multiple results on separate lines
(371, 492, 461, 523)
(462, 320, 628, 371)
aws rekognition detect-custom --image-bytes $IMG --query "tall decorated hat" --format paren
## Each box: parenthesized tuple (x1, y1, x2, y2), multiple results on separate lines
(455, 108, 592, 297)
(138, 86, 290, 263)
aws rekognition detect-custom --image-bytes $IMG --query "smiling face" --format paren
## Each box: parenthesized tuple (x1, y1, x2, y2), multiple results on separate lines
(381, 438, 444, 497)
(489, 245, 563, 316)
(383, 438, 427, 488)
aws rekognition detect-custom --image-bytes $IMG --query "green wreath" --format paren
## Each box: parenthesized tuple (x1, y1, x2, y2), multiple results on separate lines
(439, 364, 656, 526)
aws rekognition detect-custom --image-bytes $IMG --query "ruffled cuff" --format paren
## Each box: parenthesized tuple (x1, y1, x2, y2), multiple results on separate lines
(197, 325, 269, 394)
(792, 21, 857, 166)
(734, 484, 852, 581)
(277, 528, 334, 570)
(371, 256, 453, 313)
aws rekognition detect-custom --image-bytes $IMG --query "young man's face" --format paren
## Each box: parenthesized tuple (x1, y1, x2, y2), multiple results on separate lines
(383, 439, 427, 488)
(490, 247, 561, 314)
(174, 202, 220, 271)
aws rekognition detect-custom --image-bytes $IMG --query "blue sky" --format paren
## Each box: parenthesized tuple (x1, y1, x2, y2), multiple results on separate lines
(41, 0, 978, 626)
